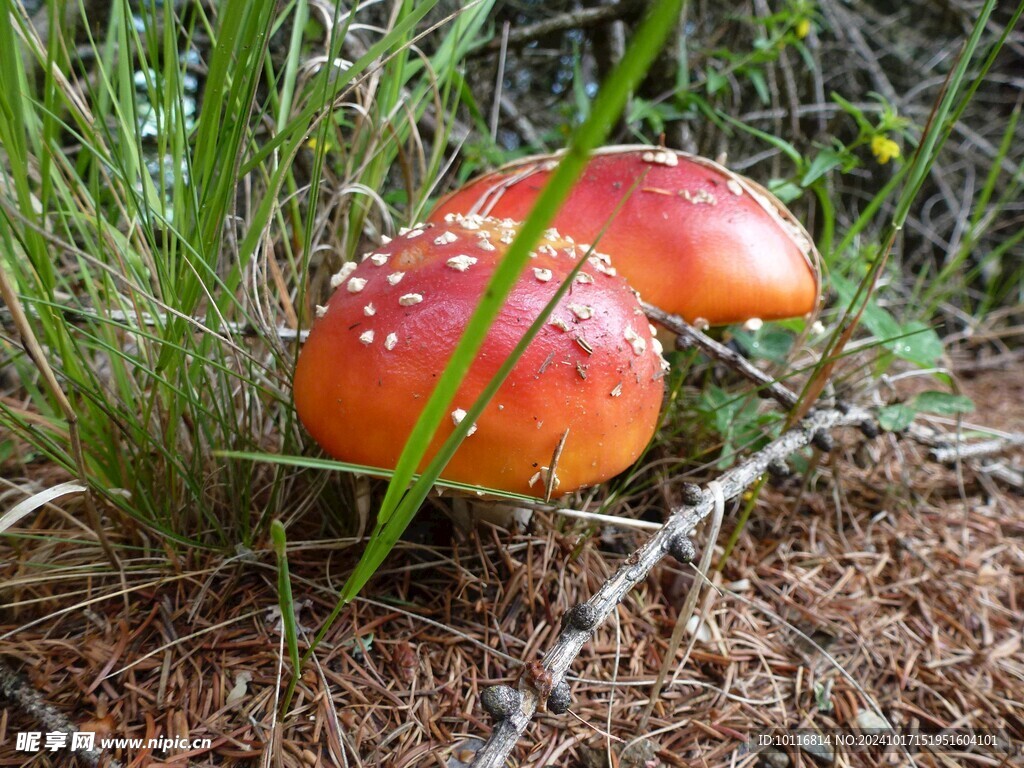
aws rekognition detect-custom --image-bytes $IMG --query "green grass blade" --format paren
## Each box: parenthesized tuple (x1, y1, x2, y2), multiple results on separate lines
(216, 451, 540, 501)
(275, 0, 309, 139)
(238, 1, 439, 178)
(792, 0, 1006, 417)
(318, 0, 686, 622)
(891, 0, 999, 230)
(271, 521, 302, 717)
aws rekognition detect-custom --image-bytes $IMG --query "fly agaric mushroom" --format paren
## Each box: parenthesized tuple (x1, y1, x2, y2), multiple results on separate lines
(429, 145, 820, 327)
(293, 214, 668, 498)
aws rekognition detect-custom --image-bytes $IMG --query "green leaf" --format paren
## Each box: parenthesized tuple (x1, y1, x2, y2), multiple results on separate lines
(706, 69, 728, 95)
(767, 179, 803, 204)
(814, 680, 834, 713)
(877, 404, 916, 433)
(699, 385, 738, 436)
(719, 112, 803, 164)
(831, 91, 873, 134)
(890, 321, 944, 368)
(833, 274, 901, 342)
(877, 390, 973, 436)
(747, 67, 770, 104)
(912, 391, 975, 416)
(831, 276, 943, 367)
(801, 147, 847, 186)
(733, 327, 794, 364)
(696, 385, 773, 470)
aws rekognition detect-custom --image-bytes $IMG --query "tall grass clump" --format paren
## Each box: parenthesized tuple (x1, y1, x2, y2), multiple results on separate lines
(0, 0, 486, 548)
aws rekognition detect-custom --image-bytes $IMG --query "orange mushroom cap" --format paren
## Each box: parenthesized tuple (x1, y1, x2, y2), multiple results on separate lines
(293, 215, 667, 498)
(430, 146, 820, 326)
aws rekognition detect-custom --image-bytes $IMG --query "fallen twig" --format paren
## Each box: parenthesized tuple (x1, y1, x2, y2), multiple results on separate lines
(0, 656, 121, 768)
(469, 403, 872, 767)
(927, 433, 1024, 464)
(975, 461, 1024, 489)
(642, 302, 799, 409)
(637, 482, 725, 730)
(468, 0, 643, 58)
(915, 427, 1024, 492)
(647, 301, 1024, 489)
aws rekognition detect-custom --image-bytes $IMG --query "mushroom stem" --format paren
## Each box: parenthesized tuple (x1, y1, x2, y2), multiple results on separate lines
(447, 497, 533, 530)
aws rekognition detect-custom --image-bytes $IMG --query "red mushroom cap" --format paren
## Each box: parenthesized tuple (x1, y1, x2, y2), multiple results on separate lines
(430, 146, 820, 326)
(293, 215, 667, 497)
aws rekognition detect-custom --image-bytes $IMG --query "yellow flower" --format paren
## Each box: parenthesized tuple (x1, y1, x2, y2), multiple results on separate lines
(796, 18, 811, 39)
(870, 135, 901, 164)
(306, 135, 336, 153)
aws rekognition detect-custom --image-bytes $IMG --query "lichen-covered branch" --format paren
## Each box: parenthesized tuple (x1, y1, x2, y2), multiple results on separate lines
(469, 404, 872, 767)
(642, 302, 800, 409)
(469, 0, 643, 57)
(645, 302, 1023, 487)
(0, 657, 121, 768)
(926, 432, 1024, 464)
